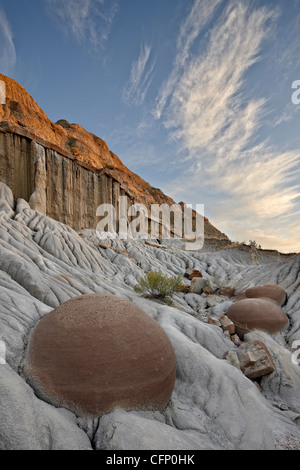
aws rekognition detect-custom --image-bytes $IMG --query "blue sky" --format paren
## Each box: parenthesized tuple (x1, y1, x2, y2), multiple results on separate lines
(1, 0, 300, 252)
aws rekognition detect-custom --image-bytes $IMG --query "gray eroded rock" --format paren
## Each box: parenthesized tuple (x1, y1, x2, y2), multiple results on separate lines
(190, 277, 210, 294)
(0, 365, 92, 450)
(0, 184, 300, 450)
(225, 350, 241, 370)
(0, 182, 14, 209)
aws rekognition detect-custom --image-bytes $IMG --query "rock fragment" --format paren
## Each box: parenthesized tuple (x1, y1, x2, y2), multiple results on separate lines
(219, 288, 235, 298)
(225, 351, 241, 370)
(144, 240, 168, 249)
(231, 334, 242, 347)
(188, 270, 203, 280)
(220, 315, 235, 335)
(237, 341, 276, 380)
(190, 278, 210, 295)
(208, 317, 222, 327)
(203, 286, 213, 295)
(225, 341, 276, 380)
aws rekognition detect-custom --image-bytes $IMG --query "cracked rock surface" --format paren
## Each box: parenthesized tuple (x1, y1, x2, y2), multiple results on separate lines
(0, 183, 300, 450)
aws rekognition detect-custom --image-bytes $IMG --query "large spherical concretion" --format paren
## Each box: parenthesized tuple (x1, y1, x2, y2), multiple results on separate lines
(227, 298, 289, 339)
(23, 294, 176, 418)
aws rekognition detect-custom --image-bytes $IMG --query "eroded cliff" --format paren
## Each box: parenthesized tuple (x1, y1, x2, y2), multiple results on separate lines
(0, 73, 229, 240)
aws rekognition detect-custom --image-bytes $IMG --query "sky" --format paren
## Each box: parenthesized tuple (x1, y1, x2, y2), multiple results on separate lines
(1, 0, 300, 253)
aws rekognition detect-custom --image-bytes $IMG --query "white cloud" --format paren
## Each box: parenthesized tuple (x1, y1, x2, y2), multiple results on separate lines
(164, 2, 276, 153)
(272, 102, 300, 127)
(122, 43, 155, 106)
(156, 0, 300, 252)
(46, 0, 118, 51)
(176, 0, 223, 67)
(153, 0, 222, 120)
(0, 8, 17, 73)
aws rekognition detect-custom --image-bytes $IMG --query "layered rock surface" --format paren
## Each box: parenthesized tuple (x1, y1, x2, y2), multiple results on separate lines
(0, 183, 300, 450)
(0, 74, 228, 241)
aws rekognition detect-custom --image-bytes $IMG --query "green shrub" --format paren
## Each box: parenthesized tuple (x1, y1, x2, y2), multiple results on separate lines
(134, 270, 183, 302)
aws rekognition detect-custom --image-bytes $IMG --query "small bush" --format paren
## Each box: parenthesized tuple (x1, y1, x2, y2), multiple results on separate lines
(134, 270, 183, 302)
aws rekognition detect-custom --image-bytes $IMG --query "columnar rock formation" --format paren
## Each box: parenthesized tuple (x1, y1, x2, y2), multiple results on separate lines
(0, 73, 229, 240)
(0, 130, 134, 230)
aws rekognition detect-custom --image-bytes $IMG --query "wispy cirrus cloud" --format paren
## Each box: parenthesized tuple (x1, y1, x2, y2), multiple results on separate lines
(0, 8, 17, 74)
(122, 43, 155, 106)
(46, 0, 118, 51)
(272, 102, 300, 127)
(153, 0, 223, 120)
(163, 1, 276, 155)
(157, 0, 300, 251)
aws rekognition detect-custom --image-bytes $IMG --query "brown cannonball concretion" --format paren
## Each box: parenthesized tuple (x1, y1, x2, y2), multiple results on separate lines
(234, 284, 287, 306)
(234, 292, 247, 302)
(23, 294, 176, 418)
(244, 284, 287, 306)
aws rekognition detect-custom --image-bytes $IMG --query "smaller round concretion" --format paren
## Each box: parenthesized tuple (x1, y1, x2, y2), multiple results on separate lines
(234, 292, 247, 302)
(245, 284, 287, 306)
(23, 294, 177, 417)
(227, 298, 289, 338)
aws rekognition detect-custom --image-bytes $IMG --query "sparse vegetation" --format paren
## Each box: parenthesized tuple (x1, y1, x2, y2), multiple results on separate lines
(248, 240, 262, 249)
(70, 147, 79, 156)
(134, 270, 183, 304)
(210, 273, 228, 289)
(209, 273, 250, 292)
(56, 119, 71, 129)
(66, 137, 78, 148)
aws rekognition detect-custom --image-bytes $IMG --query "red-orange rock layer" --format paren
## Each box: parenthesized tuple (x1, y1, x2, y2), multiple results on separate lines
(0, 74, 229, 240)
(0, 74, 175, 208)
